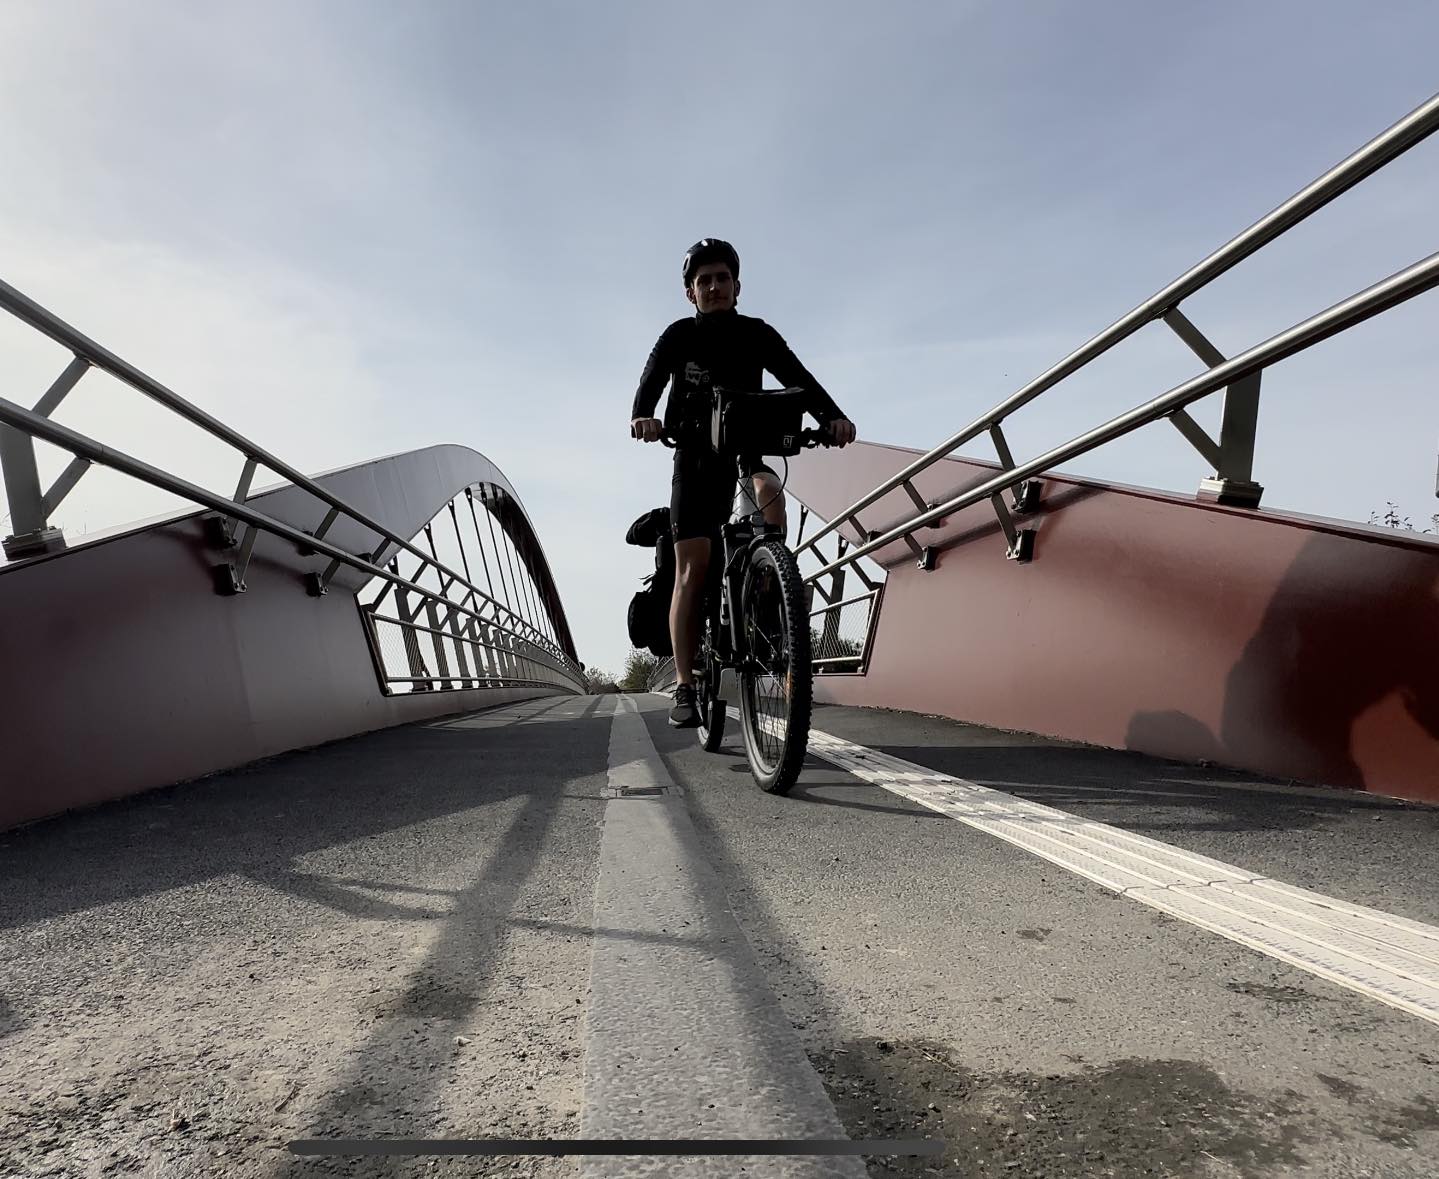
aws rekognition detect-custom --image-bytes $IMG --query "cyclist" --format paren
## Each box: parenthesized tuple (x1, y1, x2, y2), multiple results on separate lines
(629, 238, 857, 727)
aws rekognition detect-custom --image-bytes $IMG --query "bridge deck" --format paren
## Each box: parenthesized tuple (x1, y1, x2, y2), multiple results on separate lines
(3, 695, 1437, 1177)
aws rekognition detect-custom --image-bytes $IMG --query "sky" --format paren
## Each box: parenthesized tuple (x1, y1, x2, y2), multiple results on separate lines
(1, 0, 1436, 678)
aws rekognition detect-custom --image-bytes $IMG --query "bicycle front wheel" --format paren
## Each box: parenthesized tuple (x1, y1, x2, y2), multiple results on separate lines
(738, 538, 812, 794)
(696, 619, 726, 753)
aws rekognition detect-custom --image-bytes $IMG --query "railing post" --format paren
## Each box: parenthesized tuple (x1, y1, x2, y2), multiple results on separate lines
(1, 426, 65, 558)
(3, 353, 95, 556)
(1199, 371, 1264, 507)
(393, 580, 431, 690)
(425, 601, 453, 689)
(1163, 308, 1264, 508)
(820, 542, 847, 658)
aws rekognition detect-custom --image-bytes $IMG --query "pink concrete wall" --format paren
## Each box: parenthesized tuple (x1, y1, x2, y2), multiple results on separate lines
(789, 442, 1439, 804)
(0, 446, 576, 830)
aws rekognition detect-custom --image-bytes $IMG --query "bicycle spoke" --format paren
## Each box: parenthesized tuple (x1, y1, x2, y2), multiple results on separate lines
(747, 579, 788, 766)
(737, 538, 811, 794)
(749, 629, 781, 674)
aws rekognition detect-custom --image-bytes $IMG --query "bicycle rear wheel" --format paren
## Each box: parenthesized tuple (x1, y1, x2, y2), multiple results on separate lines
(738, 538, 812, 794)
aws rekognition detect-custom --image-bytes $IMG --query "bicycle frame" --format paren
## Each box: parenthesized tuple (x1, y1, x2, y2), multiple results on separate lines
(705, 508, 786, 669)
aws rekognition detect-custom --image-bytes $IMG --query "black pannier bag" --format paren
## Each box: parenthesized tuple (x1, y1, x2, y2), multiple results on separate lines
(625, 506, 674, 657)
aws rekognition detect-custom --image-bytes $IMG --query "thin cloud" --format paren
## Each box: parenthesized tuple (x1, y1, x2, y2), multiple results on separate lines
(1, 1, 1436, 678)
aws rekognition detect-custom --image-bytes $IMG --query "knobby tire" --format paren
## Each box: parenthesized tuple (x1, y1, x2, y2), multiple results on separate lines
(738, 539, 812, 794)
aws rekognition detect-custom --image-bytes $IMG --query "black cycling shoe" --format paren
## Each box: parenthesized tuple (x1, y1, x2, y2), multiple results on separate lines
(669, 684, 700, 728)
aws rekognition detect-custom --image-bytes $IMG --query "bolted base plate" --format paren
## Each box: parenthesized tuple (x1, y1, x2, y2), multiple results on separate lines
(3, 527, 67, 560)
(1198, 478, 1264, 509)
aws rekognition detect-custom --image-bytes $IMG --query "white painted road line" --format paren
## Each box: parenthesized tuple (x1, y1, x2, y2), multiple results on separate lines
(792, 725, 1439, 1028)
(579, 697, 871, 1177)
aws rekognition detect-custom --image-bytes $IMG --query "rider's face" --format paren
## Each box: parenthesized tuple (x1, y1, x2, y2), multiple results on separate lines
(687, 263, 738, 313)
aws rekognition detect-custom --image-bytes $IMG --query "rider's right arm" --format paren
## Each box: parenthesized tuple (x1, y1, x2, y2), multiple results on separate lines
(630, 328, 674, 423)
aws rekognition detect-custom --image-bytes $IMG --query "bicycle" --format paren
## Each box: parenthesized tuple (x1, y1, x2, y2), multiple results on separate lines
(661, 386, 833, 794)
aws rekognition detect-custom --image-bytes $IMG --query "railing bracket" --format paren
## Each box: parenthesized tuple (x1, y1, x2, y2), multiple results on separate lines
(900, 479, 928, 514)
(212, 562, 245, 595)
(203, 513, 237, 550)
(990, 493, 1036, 563)
(917, 546, 937, 571)
(1007, 529, 1036, 562)
(1013, 479, 1042, 514)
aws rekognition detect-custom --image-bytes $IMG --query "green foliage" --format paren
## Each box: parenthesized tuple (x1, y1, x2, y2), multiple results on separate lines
(619, 649, 663, 691)
(583, 666, 620, 694)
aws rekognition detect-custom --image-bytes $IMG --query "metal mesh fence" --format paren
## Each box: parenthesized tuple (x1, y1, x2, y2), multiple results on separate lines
(809, 589, 877, 669)
(795, 505, 885, 674)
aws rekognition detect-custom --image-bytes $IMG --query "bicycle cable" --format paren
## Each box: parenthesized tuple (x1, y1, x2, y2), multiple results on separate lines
(743, 454, 790, 522)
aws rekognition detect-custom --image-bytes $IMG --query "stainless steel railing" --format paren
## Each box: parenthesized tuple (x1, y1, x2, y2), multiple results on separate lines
(794, 90, 1439, 583)
(809, 248, 1439, 581)
(809, 587, 883, 673)
(0, 277, 570, 665)
(0, 281, 587, 692)
(791, 501, 886, 674)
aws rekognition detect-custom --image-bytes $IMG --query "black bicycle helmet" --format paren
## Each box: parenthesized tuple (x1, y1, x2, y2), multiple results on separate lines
(682, 238, 740, 288)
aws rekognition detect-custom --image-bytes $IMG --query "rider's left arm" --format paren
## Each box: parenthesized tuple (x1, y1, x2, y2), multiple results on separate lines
(761, 324, 855, 444)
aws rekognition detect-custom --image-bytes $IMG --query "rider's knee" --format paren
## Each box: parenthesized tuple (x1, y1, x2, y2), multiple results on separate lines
(755, 475, 787, 529)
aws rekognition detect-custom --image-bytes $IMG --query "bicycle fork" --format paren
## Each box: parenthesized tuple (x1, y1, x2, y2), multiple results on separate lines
(719, 515, 785, 671)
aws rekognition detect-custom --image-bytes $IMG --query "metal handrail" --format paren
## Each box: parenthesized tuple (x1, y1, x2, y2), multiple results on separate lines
(0, 276, 563, 658)
(795, 90, 1439, 571)
(647, 656, 677, 692)
(385, 676, 566, 689)
(809, 249, 1439, 580)
(366, 610, 574, 692)
(808, 590, 878, 618)
(0, 392, 587, 687)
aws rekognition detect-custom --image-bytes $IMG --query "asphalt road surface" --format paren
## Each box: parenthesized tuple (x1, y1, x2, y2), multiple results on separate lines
(2, 692, 1436, 1178)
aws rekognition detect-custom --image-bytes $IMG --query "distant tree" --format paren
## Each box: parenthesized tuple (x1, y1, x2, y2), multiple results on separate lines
(583, 666, 620, 694)
(1369, 502, 1437, 534)
(619, 649, 662, 692)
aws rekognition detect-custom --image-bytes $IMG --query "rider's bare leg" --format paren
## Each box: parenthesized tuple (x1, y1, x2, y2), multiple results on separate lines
(671, 537, 711, 685)
(753, 472, 786, 535)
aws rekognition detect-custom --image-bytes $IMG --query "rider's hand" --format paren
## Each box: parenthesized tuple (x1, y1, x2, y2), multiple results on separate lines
(827, 418, 857, 447)
(631, 417, 663, 443)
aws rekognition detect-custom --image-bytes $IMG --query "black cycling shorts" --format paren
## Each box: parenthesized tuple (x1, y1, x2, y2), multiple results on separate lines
(670, 447, 777, 543)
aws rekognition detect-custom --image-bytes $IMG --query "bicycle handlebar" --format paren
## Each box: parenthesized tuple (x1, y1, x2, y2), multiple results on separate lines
(656, 426, 834, 450)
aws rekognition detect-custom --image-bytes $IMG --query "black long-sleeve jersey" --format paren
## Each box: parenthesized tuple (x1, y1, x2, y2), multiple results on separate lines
(630, 309, 845, 433)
